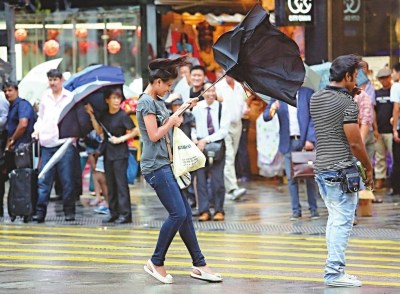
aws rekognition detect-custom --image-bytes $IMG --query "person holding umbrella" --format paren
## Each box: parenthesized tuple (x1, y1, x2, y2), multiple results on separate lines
(85, 86, 138, 224)
(32, 69, 77, 223)
(136, 56, 222, 284)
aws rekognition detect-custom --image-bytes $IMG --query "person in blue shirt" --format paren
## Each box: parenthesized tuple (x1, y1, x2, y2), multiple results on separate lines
(3, 81, 35, 156)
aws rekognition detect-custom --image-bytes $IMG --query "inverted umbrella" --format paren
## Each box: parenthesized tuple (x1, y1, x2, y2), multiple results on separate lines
(18, 58, 63, 104)
(63, 64, 125, 92)
(213, 3, 305, 106)
(58, 82, 124, 139)
(309, 62, 332, 90)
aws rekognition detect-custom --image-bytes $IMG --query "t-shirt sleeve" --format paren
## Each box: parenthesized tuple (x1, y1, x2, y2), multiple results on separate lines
(122, 112, 135, 130)
(390, 83, 400, 103)
(18, 100, 33, 119)
(137, 96, 156, 117)
(343, 101, 359, 124)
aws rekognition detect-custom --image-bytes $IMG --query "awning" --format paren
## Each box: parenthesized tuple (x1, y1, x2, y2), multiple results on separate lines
(155, 0, 256, 15)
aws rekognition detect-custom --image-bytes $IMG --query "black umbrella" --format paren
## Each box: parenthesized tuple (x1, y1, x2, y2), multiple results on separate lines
(58, 82, 124, 139)
(213, 3, 305, 106)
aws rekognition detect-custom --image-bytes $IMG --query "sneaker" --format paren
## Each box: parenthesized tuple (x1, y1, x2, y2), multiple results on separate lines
(310, 211, 320, 220)
(94, 206, 110, 215)
(230, 188, 247, 201)
(325, 273, 362, 287)
(290, 213, 302, 221)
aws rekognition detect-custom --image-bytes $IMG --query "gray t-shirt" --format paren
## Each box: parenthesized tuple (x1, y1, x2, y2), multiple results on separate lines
(136, 94, 171, 175)
(310, 86, 359, 173)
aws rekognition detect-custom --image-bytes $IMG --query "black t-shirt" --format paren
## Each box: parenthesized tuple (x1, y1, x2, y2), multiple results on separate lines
(190, 87, 204, 101)
(375, 88, 393, 134)
(100, 109, 135, 161)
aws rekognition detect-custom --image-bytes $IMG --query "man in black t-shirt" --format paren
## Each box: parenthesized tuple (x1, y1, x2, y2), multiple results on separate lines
(189, 65, 206, 101)
(374, 67, 393, 189)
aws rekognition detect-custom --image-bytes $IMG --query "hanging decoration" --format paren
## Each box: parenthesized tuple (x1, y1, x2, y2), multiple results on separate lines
(43, 40, 60, 57)
(107, 40, 121, 54)
(15, 29, 28, 42)
(47, 29, 59, 40)
(75, 28, 88, 39)
(78, 41, 98, 54)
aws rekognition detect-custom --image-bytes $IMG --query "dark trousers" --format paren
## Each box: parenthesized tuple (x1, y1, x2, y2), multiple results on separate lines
(196, 155, 226, 215)
(104, 158, 131, 218)
(391, 133, 400, 194)
(235, 119, 250, 178)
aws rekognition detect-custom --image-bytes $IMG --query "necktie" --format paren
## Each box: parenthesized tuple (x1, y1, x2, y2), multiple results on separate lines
(206, 107, 215, 135)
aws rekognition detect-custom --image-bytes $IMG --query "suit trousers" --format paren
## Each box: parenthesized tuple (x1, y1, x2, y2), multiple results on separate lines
(104, 158, 132, 218)
(196, 154, 226, 215)
(224, 121, 242, 192)
(374, 133, 393, 179)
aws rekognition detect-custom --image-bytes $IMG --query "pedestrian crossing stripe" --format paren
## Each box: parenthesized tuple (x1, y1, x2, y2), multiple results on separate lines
(0, 225, 399, 287)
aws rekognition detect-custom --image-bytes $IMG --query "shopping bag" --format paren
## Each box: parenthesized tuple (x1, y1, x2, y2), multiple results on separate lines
(172, 127, 206, 177)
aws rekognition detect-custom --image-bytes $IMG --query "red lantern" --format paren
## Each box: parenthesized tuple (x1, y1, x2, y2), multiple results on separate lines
(43, 40, 60, 57)
(47, 29, 59, 40)
(75, 28, 88, 39)
(107, 40, 121, 54)
(15, 29, 28, 42)
(79, 41, 98, 54)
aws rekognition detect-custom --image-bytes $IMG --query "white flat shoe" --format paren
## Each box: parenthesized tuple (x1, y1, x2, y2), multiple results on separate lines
(144, 259, 173, 284)
(190, 266, 223, 282)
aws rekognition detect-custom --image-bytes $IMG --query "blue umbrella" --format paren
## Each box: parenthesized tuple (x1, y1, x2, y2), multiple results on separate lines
(63, 65, 125, 92)
(309, 62, 332, 90)
(58, 82, 124, 139)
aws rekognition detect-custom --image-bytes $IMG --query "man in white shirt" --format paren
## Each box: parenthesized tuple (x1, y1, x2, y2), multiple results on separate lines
(191, 82, 230, 221)
(32, 69, 77, 223)
(215, 75, 247, 200)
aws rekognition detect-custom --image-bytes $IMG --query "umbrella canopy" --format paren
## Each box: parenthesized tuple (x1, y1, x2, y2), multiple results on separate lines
(212, 3, 305, 106)
(63, 64, 125, 92)
(0, 58, 12, 75)
(302, 64, 321, 92)
(58, 82, 124, 139)
(18, 58, 63, 104)
(309, 62, 332, 90)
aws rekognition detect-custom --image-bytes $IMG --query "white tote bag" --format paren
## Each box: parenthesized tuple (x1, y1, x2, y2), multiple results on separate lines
(172, 127, 206, 177)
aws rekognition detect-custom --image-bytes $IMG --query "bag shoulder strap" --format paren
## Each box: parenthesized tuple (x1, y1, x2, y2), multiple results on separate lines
(218, 102, 222, 124)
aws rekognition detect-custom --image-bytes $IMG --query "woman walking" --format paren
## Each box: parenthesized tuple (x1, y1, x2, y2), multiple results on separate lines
(136, 56, 222, 284)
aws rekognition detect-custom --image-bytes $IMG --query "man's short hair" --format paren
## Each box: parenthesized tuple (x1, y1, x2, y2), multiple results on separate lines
(393, 63, 400, 73)
(47, 69, 63, 79)
(329, 54, 361, 83)
(190, 65, 206, 75)
(2, 80, 18, 91)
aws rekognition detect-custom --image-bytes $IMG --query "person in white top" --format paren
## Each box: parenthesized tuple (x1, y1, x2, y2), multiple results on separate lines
(215, 75, 247, 200)
(31, 69, 77, 223)
(191, 82, 230, 221)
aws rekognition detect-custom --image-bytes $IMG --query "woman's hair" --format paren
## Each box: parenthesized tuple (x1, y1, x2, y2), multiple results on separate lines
(329, 54, 361, 82)
(148, 56, 190, 83)
(104, 86, 123, 100)
(180, 33, 189, 43)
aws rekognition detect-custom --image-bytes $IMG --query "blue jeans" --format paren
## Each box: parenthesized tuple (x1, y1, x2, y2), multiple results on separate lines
(36, 145, 76, 217)
(284, 138, 318, 215)
(315, 171, 358, 282)
(144, 165, 206, 267)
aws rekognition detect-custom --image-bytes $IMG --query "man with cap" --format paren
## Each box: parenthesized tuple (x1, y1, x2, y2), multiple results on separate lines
(373, 67, 393, 191)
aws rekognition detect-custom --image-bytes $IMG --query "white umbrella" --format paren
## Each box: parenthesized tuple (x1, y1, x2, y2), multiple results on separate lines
(18, 58, 63, 105)
(38, 138, 74, 179)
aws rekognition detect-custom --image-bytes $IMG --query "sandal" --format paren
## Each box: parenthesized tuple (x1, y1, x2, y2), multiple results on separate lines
(190, 266, 223, 282)
(143, 259, 173, 284)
